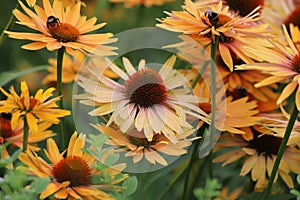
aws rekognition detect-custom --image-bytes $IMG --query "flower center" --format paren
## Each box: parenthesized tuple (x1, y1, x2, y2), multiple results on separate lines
(126, 130, 161, 148)
(52, 156, 91, 187)
(291, 53, 300, 73)
(20, 97, 38, 110)
(247, 128, 282, 157)
(0, 115, 12, 141)
(124, 68, 168, 108)
(225, 0, 264, 16)
(49, 22, 80, 43)
(284, 6, 300, 28)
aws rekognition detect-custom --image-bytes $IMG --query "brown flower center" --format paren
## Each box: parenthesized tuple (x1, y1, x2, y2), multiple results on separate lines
(0, 115, 12, 142)
(247, 128, 282, 157)
(291, 53, 300, 73)
(49, 22, 80, 43)
(225, 0, 264, 16)
(126, 129, 161, 148)
(124, 68, 167, 108)
(20, 97, 38, 110)
(52, 156, 91, 187)
(284, 6, 300, 28)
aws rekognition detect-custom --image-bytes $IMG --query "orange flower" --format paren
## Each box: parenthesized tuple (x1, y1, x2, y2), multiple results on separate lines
(5, 0, 116, 55)
(237, 24, 300, 111)
(19, 132, 117, 200)
(157, 0, 271, 71)
(0, 81, 70, 132)
(93, 124, 198, 166)
(214, 127, 300, 190)
(0, 113, 54, 168)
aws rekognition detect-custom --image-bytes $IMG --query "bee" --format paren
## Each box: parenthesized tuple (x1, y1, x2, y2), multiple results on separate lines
(47, 16, 60, 30)
(204, 10, 231, 27)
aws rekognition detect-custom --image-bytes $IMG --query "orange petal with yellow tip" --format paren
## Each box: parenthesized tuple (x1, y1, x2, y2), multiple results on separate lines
(45, 138, 63, 164)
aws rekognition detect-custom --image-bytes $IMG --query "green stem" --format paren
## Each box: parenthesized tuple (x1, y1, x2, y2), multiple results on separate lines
(57, 46, 66, 149)
(22, 118, 29, 152)
(183, 125, 207, 200)
(262, 103, 299, 200)
(210, 37, 219, 135)
(191, 60, 210, 88)
(157, 163, 188, 200)
(0, 1, 19, 46)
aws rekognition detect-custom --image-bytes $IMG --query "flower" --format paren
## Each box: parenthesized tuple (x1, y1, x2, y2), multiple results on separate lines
(110, 0, 174, 8)
(262, 0, 299, 36)
(26, 0, 36, 7)
(5, 0, 117, 55)
(213, 125, 300, 190)
(92, 124, 197, 166)
(0, 81, 70, 132)
(18, 132, 116, 200)
(76, 56, 207, 143)
(194, 80, 261, 135)
(43, 51, 119, 84)
(214, 116, 300, 190)
(157, 0, 271, 71)
(237, 24, 300, 111)
(0, 113, 54, 168)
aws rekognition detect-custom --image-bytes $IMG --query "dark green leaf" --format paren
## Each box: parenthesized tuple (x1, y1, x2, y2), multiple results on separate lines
(0, 65, 48, 86)
(238, 193, 295, 200)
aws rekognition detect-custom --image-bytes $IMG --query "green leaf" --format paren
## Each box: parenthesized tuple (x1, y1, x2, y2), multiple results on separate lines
(104, 153, 119, 166)
(0, 65, 48, 86)
(28, 177, 50, 194)
(122, 176, 138, 197)
(238, 193, 295, 200)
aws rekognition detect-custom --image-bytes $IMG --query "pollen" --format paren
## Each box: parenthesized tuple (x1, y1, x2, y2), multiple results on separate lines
(225, 0, 264, 16)
(49, 23, 80, 43)
(291, 53, 300, 73)
(52, 156, 91, 187)
(124, 68, 168, 108)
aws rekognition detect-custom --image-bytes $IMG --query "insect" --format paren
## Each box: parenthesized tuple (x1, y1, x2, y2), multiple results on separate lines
(204, 10, 231, 27)
(47, 16, 60, 30)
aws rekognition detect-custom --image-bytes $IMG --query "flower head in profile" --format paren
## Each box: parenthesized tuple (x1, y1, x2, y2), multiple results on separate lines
(5, 0, 116, 55)
(110, 0, 174, 8)
(0, 81, 70, 132)
(237, 24, 300, 111)
(93, 124, 197, 166)
(19, 132, 115, 200)
(213, 123, 300, 190)
(77, 56, 207, 143)
(157, 0, 271, 71)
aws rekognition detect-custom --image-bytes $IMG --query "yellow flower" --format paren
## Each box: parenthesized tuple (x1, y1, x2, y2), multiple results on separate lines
(43, 51, 119, 84)
(0, 113, 54, 168)
(0, 81, 70, 132)
(5, 0, 116, 55)
(93, 124, 197, 166)
(194, 81, 261, 135)
(237, 24, 300, 111)
(76, 56, 207, 143)
(110, 0, 174, 8)
(19, 132, 116, 200)
(157, 0, 271, 71)
(214, 127, 300, 190)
